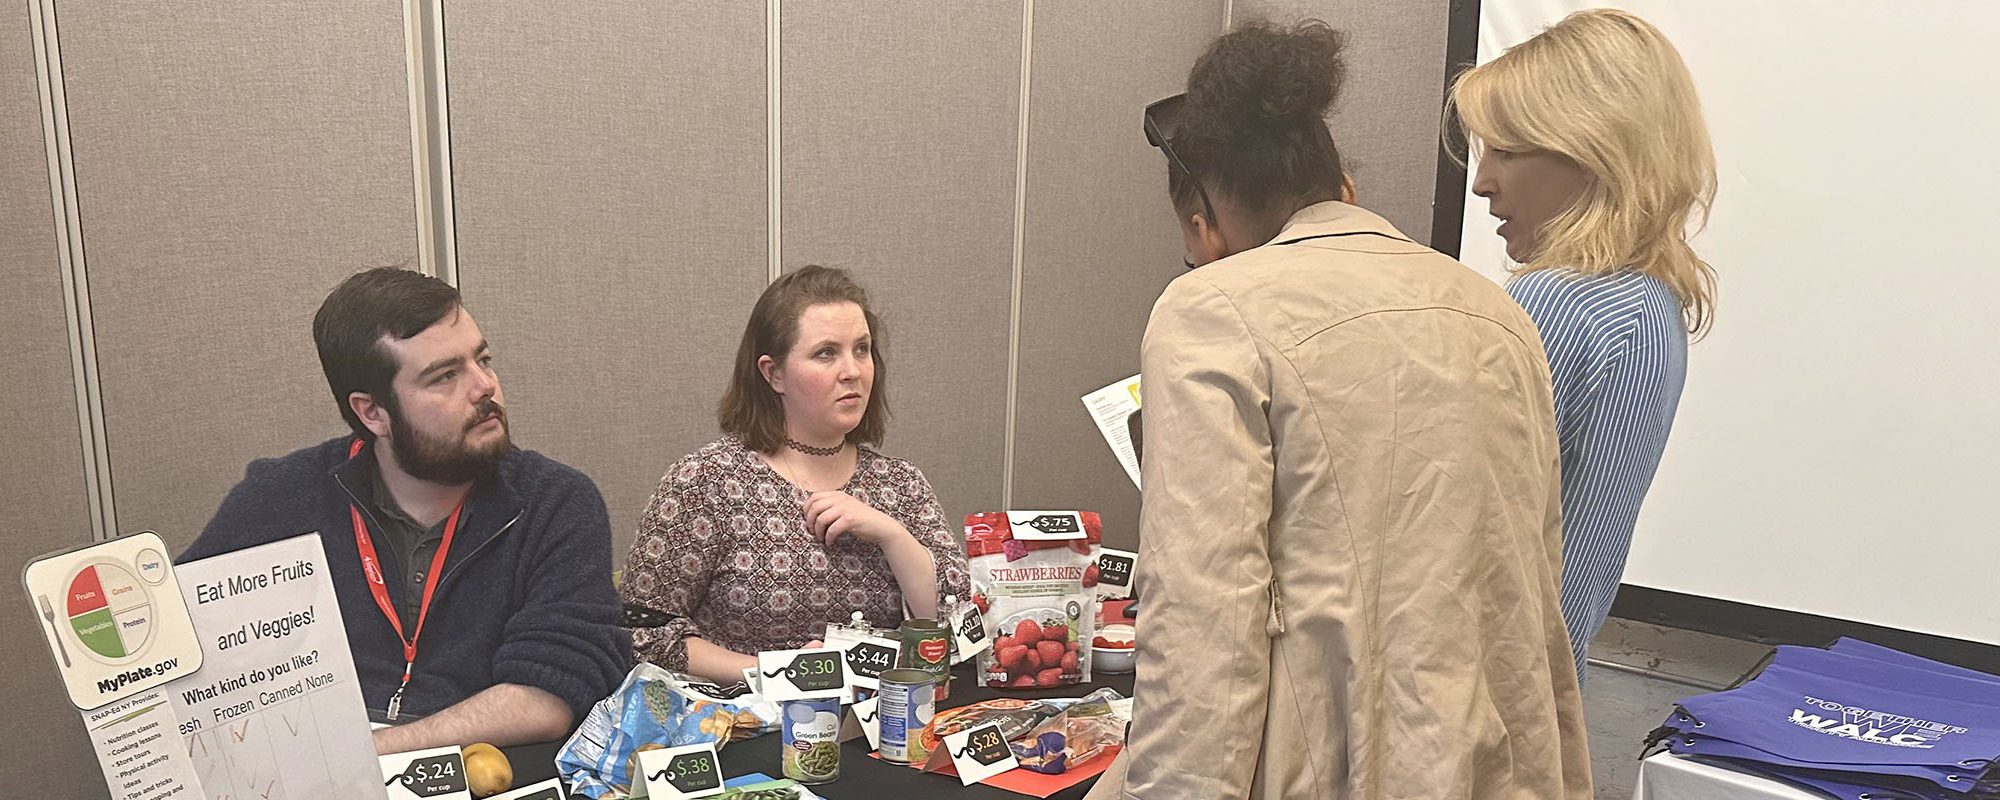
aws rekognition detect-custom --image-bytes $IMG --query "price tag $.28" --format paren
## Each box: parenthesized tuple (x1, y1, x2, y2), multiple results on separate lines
(755, 647, 848, 701)
(638, 742, 725, 799)
(942, 721, 1019, 785)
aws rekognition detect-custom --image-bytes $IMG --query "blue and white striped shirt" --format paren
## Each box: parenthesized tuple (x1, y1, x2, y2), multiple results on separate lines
(1509, 269, 1688, 680)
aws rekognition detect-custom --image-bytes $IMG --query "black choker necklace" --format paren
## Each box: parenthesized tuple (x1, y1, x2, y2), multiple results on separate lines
(784, 438, 844, 457)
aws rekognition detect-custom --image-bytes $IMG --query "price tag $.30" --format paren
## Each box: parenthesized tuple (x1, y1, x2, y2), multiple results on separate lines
(379, 746, 470, 799)
(638, 742, 725, 799)
(942, 722, 1019, 785)
(755, 647, 848, 701)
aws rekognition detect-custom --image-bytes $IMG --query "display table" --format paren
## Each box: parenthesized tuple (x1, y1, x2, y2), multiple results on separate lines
(1633, 752, 1822, 800)
(507, 662, 1135, 799)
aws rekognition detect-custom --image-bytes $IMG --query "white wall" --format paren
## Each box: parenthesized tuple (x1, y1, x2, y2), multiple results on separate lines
(1462, 2, 2000, 644)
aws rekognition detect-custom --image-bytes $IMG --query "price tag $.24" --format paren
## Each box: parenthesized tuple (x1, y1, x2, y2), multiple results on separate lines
(755, 647, 848, 701)
(942, 722, 1018, 785)
(638, 742, 725, 799)
(379, 746, 470, 799)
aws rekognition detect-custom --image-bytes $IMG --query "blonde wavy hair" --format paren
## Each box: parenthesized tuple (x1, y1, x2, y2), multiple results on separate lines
(1450, 8, 1718, 336)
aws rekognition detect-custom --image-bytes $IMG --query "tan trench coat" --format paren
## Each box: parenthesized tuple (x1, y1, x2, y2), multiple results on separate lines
(1087, 202, 1591, 800)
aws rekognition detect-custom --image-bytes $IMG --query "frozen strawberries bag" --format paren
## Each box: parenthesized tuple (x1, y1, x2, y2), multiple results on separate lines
(965, 511, 1102, 688)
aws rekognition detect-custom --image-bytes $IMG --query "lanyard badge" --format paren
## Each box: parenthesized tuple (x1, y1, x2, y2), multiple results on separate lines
(346, 439, 464, 721)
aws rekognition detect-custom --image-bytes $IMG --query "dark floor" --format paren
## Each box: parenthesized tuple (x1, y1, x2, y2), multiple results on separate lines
(1581, 618, 1773, 799)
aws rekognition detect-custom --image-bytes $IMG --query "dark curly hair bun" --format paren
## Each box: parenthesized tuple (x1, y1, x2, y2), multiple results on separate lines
(1188, 19, 1348, 125)
(1169, 19, 1350, 217)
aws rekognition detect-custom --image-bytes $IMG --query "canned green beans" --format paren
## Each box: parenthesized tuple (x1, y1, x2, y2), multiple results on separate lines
(780, 697, 841, 784)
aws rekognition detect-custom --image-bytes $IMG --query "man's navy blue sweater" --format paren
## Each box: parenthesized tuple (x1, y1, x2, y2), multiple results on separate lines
(180, 437, 632, 723)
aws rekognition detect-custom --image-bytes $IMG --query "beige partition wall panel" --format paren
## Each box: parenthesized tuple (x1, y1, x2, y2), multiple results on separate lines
(1013, 2, 1224, 552)
(1234, 0, 1450, 243)
(58, 1, 420, 551)
(781, 2, 1022, 525)
(445, 3, 770, 558)
(0, 0, 95, 788)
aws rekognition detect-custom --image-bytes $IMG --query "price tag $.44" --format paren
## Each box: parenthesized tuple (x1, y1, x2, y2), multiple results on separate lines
(638, 742, 725, 799)
(755, 647, 848, 701)
(942, 722, 1019, 785)
(840, 637, 901, 690)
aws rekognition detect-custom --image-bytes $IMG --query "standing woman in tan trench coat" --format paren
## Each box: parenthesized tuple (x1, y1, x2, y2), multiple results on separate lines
(1086, 21, 1592, 800)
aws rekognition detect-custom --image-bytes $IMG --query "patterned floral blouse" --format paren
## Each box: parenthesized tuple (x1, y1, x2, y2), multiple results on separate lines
(622, 435, 971, 672)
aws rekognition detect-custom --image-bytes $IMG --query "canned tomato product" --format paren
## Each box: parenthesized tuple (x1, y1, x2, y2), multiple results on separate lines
(898, 618, 952, 700)
(877, 668, 937, 764)
(780, 697, 842, 784)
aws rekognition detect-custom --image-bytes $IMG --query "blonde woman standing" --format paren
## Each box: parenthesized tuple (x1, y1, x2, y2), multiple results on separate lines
(1453, 8, 1718, 680)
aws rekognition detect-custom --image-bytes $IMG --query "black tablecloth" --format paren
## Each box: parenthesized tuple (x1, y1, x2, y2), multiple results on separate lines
(506, 663, 1135, 799)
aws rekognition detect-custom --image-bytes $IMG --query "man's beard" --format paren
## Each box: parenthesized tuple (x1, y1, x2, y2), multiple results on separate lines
(387, 397, 510, 484)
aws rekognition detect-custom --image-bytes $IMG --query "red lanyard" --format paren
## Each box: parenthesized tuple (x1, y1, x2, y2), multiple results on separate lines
(347, 439, 464, 721)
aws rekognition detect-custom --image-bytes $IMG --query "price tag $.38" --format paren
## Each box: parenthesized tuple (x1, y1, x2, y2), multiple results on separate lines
(638, 742, 725, 799)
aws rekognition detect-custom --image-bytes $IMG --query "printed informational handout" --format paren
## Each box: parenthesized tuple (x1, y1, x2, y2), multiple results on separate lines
(25, 532, 209, 799)
(22, 531, 205, 709)
(167, 534, 380, 799)
(82, 689, 205, 800)
(1082, 375, 1142, 488)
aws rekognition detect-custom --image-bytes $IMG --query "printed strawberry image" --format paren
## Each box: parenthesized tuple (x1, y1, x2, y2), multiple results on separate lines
(1034, 668, 1064, 687)
(1035, 640, 1067, 669)
(1082, 564, 1100, 588)
(999, 644, 1031, 675)
(1041, 620, 1069, 642)
(1023, 648, 1044, 673)
(1010, 675, 1037, 688)
(1061, 652, 1079, 673)
(972, 593, 990, 613)
(1016, 619, 1042, 642)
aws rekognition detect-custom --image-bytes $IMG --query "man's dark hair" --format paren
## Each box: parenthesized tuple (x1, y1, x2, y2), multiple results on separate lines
(312, 268, 462, 440)
(1170, 20, 1350, 220)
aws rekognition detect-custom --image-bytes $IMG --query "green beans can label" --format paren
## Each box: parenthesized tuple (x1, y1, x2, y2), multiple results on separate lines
(780, 697, 841, 783)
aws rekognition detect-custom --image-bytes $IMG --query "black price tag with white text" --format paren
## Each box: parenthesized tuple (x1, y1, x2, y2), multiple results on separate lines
(756, 647, 847, 700)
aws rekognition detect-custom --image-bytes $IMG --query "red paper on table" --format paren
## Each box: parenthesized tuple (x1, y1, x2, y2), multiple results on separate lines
(871, 746, 1122, 798)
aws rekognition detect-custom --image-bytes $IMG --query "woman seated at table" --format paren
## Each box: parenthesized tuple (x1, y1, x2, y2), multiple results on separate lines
(622, 265, 971, 684)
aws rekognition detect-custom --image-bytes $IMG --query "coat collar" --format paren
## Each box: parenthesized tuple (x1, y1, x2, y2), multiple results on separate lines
(1262, 201, 1418, 248)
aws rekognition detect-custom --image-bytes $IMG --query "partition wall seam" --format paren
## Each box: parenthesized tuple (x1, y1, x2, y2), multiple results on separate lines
(766, 0, 782, 282)
(29, 0, 115, 539)
(1001, 0, 1034, 508)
